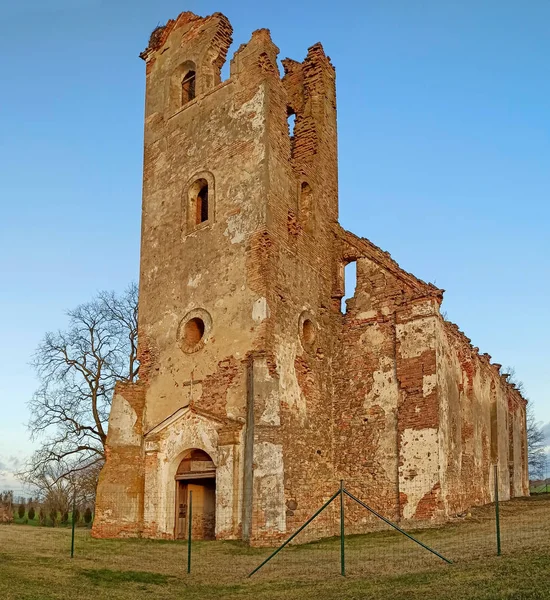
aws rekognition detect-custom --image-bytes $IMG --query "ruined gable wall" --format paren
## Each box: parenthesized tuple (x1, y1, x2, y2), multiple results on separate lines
(332, 252, 401, 520)
(333, 225, 529, 525)
(333, 228, 444, 527)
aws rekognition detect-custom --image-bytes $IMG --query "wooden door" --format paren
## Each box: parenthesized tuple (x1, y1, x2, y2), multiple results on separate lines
(175, 481, 188, 539)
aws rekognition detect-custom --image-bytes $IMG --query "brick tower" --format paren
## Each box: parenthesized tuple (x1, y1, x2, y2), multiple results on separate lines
(93, 11, 342, 542)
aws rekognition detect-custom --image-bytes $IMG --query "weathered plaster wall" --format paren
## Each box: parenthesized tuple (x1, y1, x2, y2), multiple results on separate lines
(330, 225, 528, 528)
(93, 382, 146, 537)
(436, 319, 528, 515)
(138, 16, 276, 540)
(508, 394, 529, 497)
(222, 36, 341, 544)
(140, 26, 267, 431)
(94, 9, 529, 544)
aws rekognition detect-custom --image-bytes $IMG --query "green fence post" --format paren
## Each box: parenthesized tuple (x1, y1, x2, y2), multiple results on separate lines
(187, 490, 193, 574)
(494, 464, 501, 556)
(340, 480, 345, 577)
(70, 492, 76, 559)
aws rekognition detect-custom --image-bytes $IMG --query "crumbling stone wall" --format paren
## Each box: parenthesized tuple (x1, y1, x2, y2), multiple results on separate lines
(332, 228, 445, 528)
(436, 321, 528, 514)
(331, 225, 527, 528)
(93, 9, 529, 544)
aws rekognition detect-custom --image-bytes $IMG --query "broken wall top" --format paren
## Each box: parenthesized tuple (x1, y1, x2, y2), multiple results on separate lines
(140, 11, 335, 119)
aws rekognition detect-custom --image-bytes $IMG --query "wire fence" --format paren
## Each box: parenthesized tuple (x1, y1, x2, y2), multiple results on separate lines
(1, 471, 549, 585)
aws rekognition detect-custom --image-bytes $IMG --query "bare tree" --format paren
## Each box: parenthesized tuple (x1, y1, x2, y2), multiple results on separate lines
(505, 366, 545, 480)
(19, 284, 138, 490)
(526, 403, 546, 480)
(504, 366, 525, 394)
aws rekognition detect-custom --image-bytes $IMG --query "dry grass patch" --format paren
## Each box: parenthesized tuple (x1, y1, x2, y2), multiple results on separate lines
(0, 494, 548, 599)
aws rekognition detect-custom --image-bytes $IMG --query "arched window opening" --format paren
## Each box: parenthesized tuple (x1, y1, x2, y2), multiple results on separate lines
(287, 111, 296, 138)
(169, 62, 196, 112)
(196, 182, 209, 224)
(342, 261, 357, 313)
(181, 70, 196, 105)
(185, 174, 214, 233)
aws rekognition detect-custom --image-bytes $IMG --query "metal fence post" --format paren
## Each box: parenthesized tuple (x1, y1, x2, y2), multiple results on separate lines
(187, 490, 193, 574)
(340, 480, 345, 577)
(494, 464, 501, 556)
(70, 491, 76, 559)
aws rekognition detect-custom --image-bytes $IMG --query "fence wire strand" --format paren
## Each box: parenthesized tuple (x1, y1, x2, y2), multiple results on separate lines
(1, 476, 549, 584)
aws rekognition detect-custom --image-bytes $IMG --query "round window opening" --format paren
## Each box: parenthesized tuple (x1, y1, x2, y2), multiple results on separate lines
(178, 309, 212, 354)
(184, 317, 205, 346)
(302, 319, 316, 345)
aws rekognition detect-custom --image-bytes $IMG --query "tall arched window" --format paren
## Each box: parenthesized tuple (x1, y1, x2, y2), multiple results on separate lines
(185, 173, 215, 234)
(181, 70, 196, 105)
(196, 182, 208, 224)
(169, 61, 196, 112)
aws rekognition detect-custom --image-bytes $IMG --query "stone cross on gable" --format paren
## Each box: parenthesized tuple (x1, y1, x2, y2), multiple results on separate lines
(184, 370, 203, 404)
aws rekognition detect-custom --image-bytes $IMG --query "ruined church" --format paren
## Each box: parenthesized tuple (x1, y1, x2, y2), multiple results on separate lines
(93, 11, 529, 543)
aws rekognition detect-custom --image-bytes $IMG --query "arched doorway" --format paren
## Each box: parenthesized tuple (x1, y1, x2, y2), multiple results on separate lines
(175, 449, 216, 540)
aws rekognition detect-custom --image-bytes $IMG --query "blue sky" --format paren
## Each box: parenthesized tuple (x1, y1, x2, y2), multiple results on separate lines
(1, 0, 549, 491)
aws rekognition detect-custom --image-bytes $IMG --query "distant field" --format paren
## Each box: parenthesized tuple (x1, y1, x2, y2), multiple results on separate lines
(0, 494, 549, 600)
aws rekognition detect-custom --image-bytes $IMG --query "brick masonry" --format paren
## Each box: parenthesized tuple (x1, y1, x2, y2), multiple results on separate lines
(92, 10, 529, 544)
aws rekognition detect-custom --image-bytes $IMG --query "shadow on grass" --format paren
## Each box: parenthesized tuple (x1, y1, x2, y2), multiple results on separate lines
(81, 568, 173, 586)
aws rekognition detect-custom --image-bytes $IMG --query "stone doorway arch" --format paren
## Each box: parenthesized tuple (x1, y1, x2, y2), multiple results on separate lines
(174, 448, 216, 540)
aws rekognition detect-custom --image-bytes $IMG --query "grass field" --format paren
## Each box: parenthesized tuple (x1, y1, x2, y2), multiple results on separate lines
(0, 494, 549, 600)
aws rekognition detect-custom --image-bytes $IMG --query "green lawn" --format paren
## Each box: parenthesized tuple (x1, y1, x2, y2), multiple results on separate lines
(0, 494, 549, 600)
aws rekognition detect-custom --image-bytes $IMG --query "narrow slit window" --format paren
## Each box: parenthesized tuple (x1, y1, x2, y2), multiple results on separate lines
(287, 107, 297, 159)
(181, 70, 196, 105)
(342, 261, 357, 313)
(196, 183, 209, 224)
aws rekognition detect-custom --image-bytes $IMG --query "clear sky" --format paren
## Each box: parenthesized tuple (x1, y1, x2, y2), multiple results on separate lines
(1, 0, 549, 491)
